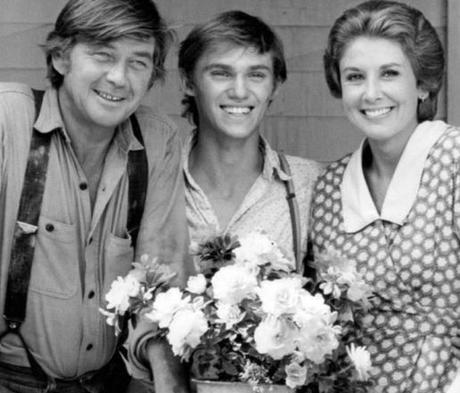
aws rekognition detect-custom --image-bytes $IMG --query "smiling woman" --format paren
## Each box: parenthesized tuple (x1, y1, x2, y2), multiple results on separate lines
(309, 1, 460, 393)
(339, 37, 421, 152)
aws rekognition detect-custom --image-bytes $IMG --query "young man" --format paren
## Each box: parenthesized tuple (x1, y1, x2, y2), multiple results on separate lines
(178, 11, 323, 267)
(0, 0, 190, 392)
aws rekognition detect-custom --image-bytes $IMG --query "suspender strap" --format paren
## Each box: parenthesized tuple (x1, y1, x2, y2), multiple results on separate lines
(127, 113, 148, 248)
(1, 89, 52, 381)
(118, 113, 148, 351)
(4, 89, 50, 325)
(278, 152, 303, 275)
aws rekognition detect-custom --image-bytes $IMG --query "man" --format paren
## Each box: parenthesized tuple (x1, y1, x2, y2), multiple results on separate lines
(0, 0, 190, 392)
(178, 11, 323, 268)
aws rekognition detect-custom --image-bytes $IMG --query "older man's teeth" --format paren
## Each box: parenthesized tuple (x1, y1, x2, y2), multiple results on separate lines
(96, 90, 124, 102)
(364, 107, 391, 118)
(223, 106, 251, 114)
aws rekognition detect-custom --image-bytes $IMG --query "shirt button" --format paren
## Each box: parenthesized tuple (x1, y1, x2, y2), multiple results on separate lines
(79, 182, 88, 190)
(45, 224, 54, 232)
(86, 344, 93, 351)
(88, 290, 95, 299)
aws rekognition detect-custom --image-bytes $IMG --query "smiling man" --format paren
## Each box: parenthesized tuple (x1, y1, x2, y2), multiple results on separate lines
(0, 0, 191, 392)
(177, 11, 323, 269)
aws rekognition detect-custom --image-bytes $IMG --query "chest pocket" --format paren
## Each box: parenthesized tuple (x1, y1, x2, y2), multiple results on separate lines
(101, 232, 134, 298)
(29, 216, 79, 298)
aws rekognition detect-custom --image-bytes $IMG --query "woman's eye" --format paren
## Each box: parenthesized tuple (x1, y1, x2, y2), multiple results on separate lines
(344, 73, 363, 82)
(382, 69, 399, 78)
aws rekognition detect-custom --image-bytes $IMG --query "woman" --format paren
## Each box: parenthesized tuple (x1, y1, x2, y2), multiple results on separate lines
(310, 1, 459, 392)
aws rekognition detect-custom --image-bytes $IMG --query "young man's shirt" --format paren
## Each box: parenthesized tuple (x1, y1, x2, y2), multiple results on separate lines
(0, 82, 190, 378)
(184, 132, 324, 264)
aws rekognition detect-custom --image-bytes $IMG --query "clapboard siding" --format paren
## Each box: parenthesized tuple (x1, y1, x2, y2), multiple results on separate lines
(0, 0, 450, 160)
(156, 0, 445, 27)
(1, 0, 445, 26)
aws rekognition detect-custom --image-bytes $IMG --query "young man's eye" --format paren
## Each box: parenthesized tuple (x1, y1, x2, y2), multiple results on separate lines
(130, 59, 149, 70)
(210, 70, 231, 78)
(249, 72, 266, 80)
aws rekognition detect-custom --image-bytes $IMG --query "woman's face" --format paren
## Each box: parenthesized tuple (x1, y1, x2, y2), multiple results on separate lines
(339, 36, 426, 147)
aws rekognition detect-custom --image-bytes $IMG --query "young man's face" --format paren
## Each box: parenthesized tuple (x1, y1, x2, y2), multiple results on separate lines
(53, 37, 155, 135)
(186, 43, 279, 142)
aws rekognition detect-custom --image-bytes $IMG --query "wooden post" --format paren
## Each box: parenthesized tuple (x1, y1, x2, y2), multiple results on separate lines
(447, 0, 460, 125)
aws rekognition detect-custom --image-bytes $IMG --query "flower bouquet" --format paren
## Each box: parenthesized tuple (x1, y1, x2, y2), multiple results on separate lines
(101, 231, 374, 392)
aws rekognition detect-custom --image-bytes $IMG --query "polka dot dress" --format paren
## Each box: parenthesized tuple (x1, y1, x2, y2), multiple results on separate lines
(310, 127, 460, 393)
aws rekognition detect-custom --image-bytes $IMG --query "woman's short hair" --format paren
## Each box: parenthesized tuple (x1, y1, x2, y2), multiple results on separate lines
(44, 0, 174, 88)
(178, 10, 287, 126)
(323, 0, 444, 122)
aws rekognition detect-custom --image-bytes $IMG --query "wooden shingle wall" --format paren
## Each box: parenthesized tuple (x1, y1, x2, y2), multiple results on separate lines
(1, 0, 448, 161)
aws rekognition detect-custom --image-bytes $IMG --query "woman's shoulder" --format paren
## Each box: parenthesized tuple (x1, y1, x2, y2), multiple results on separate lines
(316, 152, 353, 180)
(432, 122, 460, 160)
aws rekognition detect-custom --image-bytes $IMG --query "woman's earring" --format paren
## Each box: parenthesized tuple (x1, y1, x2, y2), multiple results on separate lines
(419, 92, 428, 102)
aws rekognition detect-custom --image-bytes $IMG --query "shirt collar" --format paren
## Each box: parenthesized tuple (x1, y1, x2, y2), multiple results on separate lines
(341, 120, 448, 233)
(182, 131, 290, 186)
(34, 87, 143, 152)
(260, 135, 291, 182)
(182, 131, 197, 189)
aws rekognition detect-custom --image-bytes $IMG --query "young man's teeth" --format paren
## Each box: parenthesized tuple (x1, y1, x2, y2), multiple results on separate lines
(364, 107, 391, 118)
(97, 90, 123, 102)
(223, 106, 251, 114)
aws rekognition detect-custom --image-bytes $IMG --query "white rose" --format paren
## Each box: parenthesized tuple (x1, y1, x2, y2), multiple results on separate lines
(211, 264, 257, 305)
(124, 274, 142, 297)
(215, 302, 244, 329)
(347, 344, 373, 381)
(235, 232, 293, 271)
(234, 232, 274, 264)
(297, 319, 341, 364)
(167, 308, 208, 359)
(105, 275, 140, 314)
(257, 277, 303, 316)
(295, 292, 332, 323)
(186, 274, 207, 294)
(285, 362, 307, 389)
(254, 315, 297, 360)
(145, 287, 190, 328)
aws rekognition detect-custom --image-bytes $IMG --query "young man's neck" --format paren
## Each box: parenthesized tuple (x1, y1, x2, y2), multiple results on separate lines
(189, 130, 264, 228)
(190, 130, 263, 186)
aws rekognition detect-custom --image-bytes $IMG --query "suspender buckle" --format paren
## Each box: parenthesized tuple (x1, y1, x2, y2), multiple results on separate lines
(17, 221, 38, 234)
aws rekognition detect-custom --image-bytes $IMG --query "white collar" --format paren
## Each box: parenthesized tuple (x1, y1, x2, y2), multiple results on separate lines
(341, 120, 448, 233)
